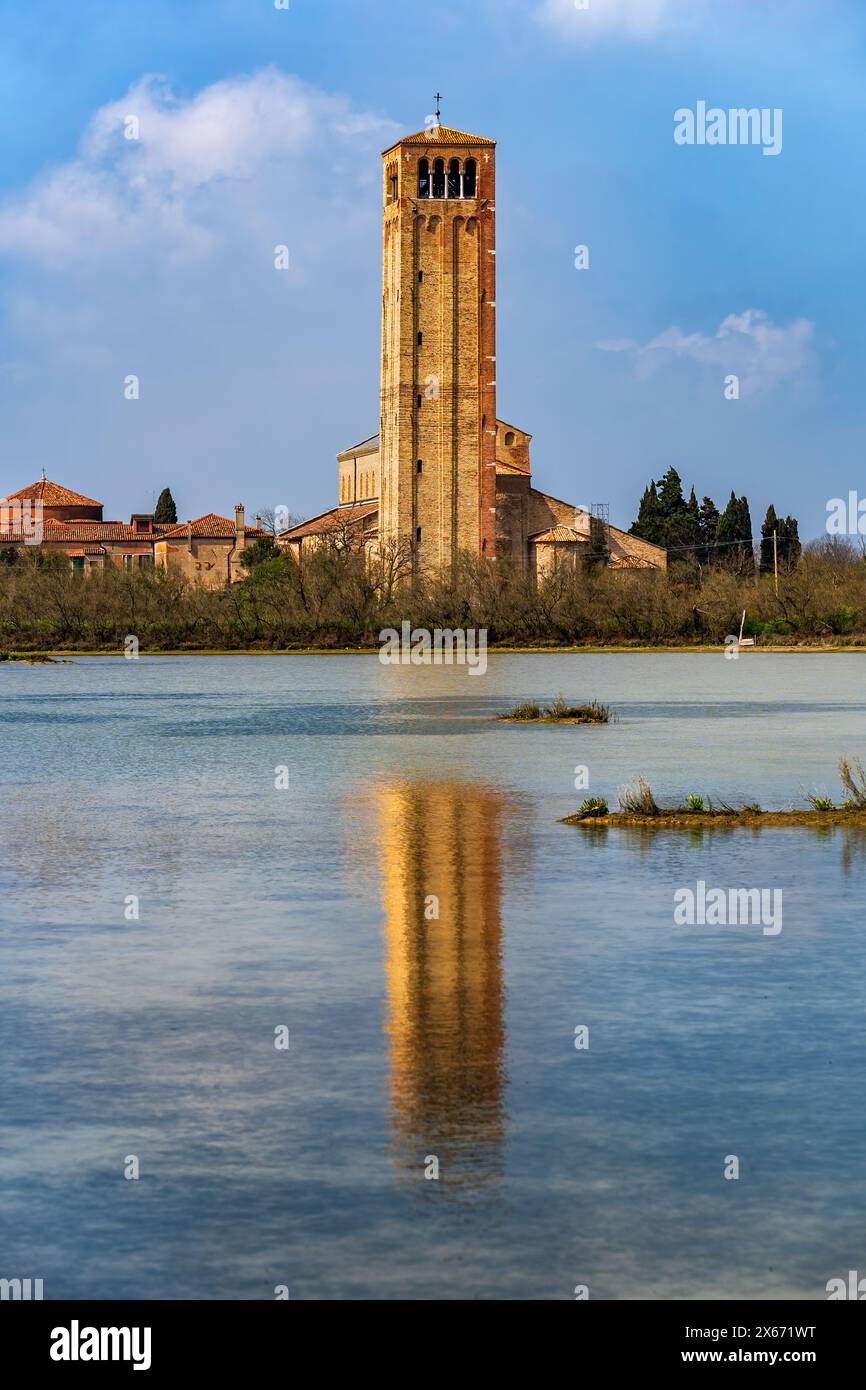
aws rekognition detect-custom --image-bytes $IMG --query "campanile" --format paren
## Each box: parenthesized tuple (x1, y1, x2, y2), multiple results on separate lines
(379, 122, 497, 575)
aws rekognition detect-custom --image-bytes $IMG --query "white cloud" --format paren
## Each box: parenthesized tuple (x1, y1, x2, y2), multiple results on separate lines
(0, 71, 402, 519)
(0, 69, 398, 267)
(599, 310, 816, 394)
(537, 0, 707, 41)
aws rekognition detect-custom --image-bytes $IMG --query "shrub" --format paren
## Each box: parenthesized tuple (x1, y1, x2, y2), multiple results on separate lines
(501, 700, 542, 721)
(577, 797, 608, 819)
(804, 790, 835, 811)
(544, 695, 611, 723)
(686, 793, 704, 811)
(618, 775, 659, 816)
(839, 756, 866, 808)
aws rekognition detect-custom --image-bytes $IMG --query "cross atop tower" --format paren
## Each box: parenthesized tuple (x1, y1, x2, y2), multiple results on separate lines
(433, 92, 441, 123)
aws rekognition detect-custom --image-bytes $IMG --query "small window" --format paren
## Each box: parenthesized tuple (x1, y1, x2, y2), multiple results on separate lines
(416, 527, 422, 543)
(505, 431, 515, 446)
(417, 331, 423, 345)
(416, 460, 423, 474)
(418, 270, 424, 283)
(417, 394, 423, 407)
(464, 159, 477, 197)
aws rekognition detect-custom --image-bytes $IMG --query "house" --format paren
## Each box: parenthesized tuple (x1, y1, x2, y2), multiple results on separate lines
(0, 477, 264, 587)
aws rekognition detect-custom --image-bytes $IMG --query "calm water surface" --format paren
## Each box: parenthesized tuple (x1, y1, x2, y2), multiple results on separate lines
(1, 653, 865, 1300)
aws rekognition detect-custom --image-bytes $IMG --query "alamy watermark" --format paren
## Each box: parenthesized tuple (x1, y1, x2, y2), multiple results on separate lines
(674, 102, 782, 157)
(379, 623, 487, 675)
(826, 1270, 866, 1299)
(0, 498, 43, 544)
(1, 1276, 43, 1300)
(674, 880, 782, 936)
(826, 493, 866, 536)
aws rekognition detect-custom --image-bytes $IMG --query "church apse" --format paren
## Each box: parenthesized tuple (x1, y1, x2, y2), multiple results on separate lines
(372, 778, 511, 1184)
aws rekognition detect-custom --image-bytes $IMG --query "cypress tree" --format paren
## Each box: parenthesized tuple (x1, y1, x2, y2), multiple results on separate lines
(630, 482, 664, 545)
(656, 466, 686, 519)
(778, 515, 801, 569)
(760, 505, 778, 575)
(154, 488, 178, 524)
(714, 491, 740, 567)
(699, 496, 720, 567)
(737, 495, 755, 575)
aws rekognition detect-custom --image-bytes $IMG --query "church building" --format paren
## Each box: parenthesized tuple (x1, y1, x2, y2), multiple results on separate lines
(280, 120, 666, 577)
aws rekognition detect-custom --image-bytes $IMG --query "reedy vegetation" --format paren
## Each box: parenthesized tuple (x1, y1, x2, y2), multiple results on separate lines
(1, 536, 865, 651)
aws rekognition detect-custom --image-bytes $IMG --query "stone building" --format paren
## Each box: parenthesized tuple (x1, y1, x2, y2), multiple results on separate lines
(0, 477, 263, 587)
(281, 121, 666, 577)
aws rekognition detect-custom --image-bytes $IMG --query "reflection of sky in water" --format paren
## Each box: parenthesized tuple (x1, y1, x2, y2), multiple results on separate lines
(1, 653, 865, 1299)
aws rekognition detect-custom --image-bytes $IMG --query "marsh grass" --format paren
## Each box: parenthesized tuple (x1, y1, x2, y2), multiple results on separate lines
(839, 756, 866, 807)
(502, 700, 543, 721)
(498, 694, 612, 724)
(802, 788, 836, 811)
(618, 775, 660, 816)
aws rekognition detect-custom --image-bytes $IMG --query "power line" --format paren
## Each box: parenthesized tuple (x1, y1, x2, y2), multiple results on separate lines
(651, 534, 766, 555)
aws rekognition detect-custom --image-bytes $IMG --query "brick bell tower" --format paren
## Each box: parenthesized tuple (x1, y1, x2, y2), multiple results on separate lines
(379, 114, 497, 576)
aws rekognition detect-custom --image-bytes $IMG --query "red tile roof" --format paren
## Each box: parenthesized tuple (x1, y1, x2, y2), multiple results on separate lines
(529, 525, 589, 544)
(157, 513, 265, 540)
(384, 126, 495, 153)
(3, 478, 102, 508)
(38, 520, 153, 542)
(279, 504, 378, 541)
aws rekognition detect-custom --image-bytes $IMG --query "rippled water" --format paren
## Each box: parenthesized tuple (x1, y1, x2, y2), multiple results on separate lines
(1, 652, 865, 1300)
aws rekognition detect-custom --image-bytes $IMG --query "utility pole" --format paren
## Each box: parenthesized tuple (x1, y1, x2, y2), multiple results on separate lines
(773, 528, 779, 596)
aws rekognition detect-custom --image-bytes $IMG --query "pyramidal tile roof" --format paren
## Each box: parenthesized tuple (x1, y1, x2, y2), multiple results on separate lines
(384, 125, 494, 153)
(4, 478, 102, 508)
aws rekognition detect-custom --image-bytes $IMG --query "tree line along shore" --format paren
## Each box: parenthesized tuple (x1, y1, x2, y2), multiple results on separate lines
(0, 530, 863, 654)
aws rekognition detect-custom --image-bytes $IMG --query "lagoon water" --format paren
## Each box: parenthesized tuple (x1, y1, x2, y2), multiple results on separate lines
(1, 652, 865, 1300)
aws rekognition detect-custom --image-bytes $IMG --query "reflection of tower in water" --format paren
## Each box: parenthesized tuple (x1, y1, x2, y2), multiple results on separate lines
(374, 779, 509, 1184)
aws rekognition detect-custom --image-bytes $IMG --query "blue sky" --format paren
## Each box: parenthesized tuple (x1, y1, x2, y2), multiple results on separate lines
(0, 0, 864, 537)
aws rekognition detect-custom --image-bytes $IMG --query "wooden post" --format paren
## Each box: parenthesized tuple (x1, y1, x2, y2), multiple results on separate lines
(773, 529, 779, 596)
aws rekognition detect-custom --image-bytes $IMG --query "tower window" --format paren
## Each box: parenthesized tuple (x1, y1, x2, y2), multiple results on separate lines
(464, 159, 477, 197)
(417, 394, 423, 408)
(505, 431, 515, 446)
(448, 158, 461, 198)
(388, 166, 398, 202)
(416, 460, 423, 474)
(432, 159, 445, 199)
(417, 331, 423, 345)
(416, 527, 422, 543)
(418, 271, 423, 282)
(418, 158, 430, 198)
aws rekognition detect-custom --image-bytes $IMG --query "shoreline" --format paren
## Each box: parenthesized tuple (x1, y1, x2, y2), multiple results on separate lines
(563, 809, 866, 828)
(5, 644, 866, 659)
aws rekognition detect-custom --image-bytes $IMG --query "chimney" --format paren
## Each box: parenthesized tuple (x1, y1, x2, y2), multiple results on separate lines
(255, 514, 262, 531)
(186, 520, 193, 552)
(234, 504, 245, 546)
